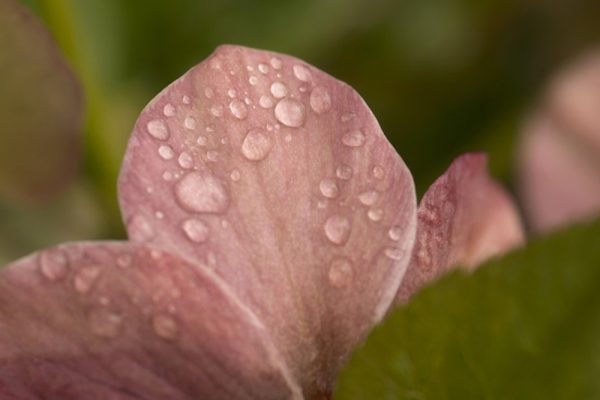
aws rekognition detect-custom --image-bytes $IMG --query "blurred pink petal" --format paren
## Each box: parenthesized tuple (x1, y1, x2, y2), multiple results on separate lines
(396, 153, 524, 303)
(0, 242, 299, 399)
(119, 45, 417, 396)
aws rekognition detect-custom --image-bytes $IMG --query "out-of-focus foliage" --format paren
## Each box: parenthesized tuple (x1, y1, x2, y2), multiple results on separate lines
(336, 218, 600, 399)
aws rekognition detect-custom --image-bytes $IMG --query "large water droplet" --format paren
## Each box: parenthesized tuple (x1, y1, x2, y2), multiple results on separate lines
(342, 130, 366, 147)
(270, 82, 288, 98)
(175, 171, 229, 214)
(319, 178, 339, 198)
(388, 225, 402, 241)
(163, 103, 176, 117)
(158, 145, 175, 160)
(182, 218, 209, 243)
(270, 57, 283, 69)
(129, 214, 155, 241)
(367, 208, 384, 222)
(74, 266, 102, 294)
(259, 95, 274, 109)
(184, 116, 197, 130)
(89, 308, 123, 338)
(147, 120, 169, 140)
(241, 128, 273, 161)
(336, 165, 353, 180)
(324, 215, 351, 245)
(310, 86, 332, 114)
(328, 258, 354, 288)
(178, 152, 193, 169)
(274, 98, 306, 128)
(39, 248, 69, 281)
(358, 190, 379, 206)
(229, 100, 248, 119)
(153, 313, 179, 340)
(293, 64, 312, 82)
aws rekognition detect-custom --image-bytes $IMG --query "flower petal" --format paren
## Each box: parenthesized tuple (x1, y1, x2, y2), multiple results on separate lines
(0, 242, 300, 399)
(396, 153, 524, 303)
(118, 45, 417, 395)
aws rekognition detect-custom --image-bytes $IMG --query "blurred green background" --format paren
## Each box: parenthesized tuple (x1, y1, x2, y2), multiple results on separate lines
(2, 0, 600, 264)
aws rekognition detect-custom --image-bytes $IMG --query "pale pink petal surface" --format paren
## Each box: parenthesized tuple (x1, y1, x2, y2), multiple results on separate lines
(396, 153, 524, 303)
(119, 45, 417, 396)
(0, 242, 299, 399)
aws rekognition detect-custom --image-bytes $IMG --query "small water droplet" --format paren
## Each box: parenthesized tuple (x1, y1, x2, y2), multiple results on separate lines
(197, 135, 208, 146)
(241, 128, 273, 161)
(175, 171, 229, 214)
(153, 314, 179, 340)
(116, 254, 132, 268)
(129, 214, 154, 241)
(229, 100, 248, 119)
(155, 211, 164, 219)
(244, 97, 252, 105)
(367, 208, 384, 222)
(230, 169, 241, 181)
(270, 57, 283, 69)
(319, 178, 339, 198)
(178, 152, 193, 169)
(182, 95, 191, 104)
(328, 258, 354, 288)
(388, 226, 402, 241)
(227, 88, 237, 98)
(204, 88, 214, 99)
(293, 64, 312, 82)
(358, 190, 379, 206)
(384, 247, 404, 260)
(184, 116, 197, 130)
(74, 266, 102, 294)
(324, 215, 351, 245)
(206, 125, 215, 133)
(342, 130, 366, 147)
(341, 113, 355, 122)
(146, 120, 169, 140)
(206, 150, 219, 162)
(372, 166, 385, 180)
(259, 95, 274, 108)
(210, 104, 224, 117)
(39, 248, 69, 281)
(89, 308, 123, 338)
(249, 76, 258, 85)
(246, 65, 254, 72)
(274, 98, 305, 127)
(258, 63, 269, 74)
(182, 218, 209, 243)
(336, 165, 353, 180)
(163, 103, 176, 117)
(270, 82, 288, 98)
(162, 171, 174, 181)
(158, 145, 175, 160)
(310, 86, 332, 114)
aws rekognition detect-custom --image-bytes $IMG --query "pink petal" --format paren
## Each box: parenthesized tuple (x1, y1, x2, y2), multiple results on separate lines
(118, 45, 417, 395)
(0, 242, 300, 399)
(519, 51, 600, 233)
(396, 153, 525, 304)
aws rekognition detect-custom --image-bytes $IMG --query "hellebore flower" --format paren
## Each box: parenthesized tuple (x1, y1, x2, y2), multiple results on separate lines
(0, 45, 524, 399)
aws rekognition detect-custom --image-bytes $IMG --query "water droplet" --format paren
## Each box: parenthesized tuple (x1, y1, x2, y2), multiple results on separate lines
(116, 254, 132, 268)
(342, 130, 366, 147)
(206, 150, 219, 162)
(129, 214, 154, 241)
(162, 171, 174, 181)
(336, 165, 353, 180)
(372, 166, 385, 180)
(384, 247, 404, 260)
(248, 76, 258, 85)
(158, 145, 175, 160)
(205, 125, 215, 133)
(241, 128, 273, 161)
(39, 248, 69, 281)
(246, 65, 254, 72)
(341, 113, 355, 122)
(210, 105, 224, 117)
(227, 89, 237, 98)
(153, 314, 179, 340)
(270, 82, 288, 98)
(324, 215, 351, 245)
(182, 95, 191, 104)
(146, 120, 169, 140)
(155, 211, 164, 219)
(177, 152, 193, 169)
(204, 88, 214, 99)
(184, 116, 197, 130)
(229, 100, 248, 119)
(182, 218, 209, 243)
(163, 103, 176, 117)
(89, 309, 123, 338)
(259, 95, 274, 108)
(74, 266, 102, 294)
(358, 190, 379, 206)
(175, 171, 229, 214)
(328, 258, 353, 288)
(274, 98, 305, 127)
(388, 226, 403, 241)
(319, 178, 339, 198)
(230, 169, 241, 181)
(244, 97, 252, 105)
(197, 135, 208, 146)
(293, 64, 312, 82)
(310, 86, 332, 114)
(258, 63, 269, 74)
(367, 208, 384, 222)
(270, 57, 283, 69)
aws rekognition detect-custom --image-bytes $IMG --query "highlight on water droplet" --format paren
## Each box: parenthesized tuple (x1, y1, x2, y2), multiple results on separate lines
(158, 145, 175, 160)
(152, 313, 179, 340)
(274, 98, 306, 128)
(270, 82, 288, 98)
(358, 190, 379, 206)
(328, 257, 354, 288)
(319, 178, 339, 198)
(388, 225, 402, 241)
(324, 215, 351, 245)
(181, 218, 210, 243)
(384, 247, 404, 260)
(342, 129, 366, 147)
(336, 165, 353, 180)
(241, 128, 274, 161)
(74, 266, 102, 294)
(89, 308, 123, 339)
(310, 86, 332, 114)
(258, 63, 269, 74)
(39, 248, 69, 281)
(175, 171, 229, 214)
(147, 119, 169, 140)
(270, 57, 283, 69)
(229, 100, 248, 119)
(293, 64, 312, 82)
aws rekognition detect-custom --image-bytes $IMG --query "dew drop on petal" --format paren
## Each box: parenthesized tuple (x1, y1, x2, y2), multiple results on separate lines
(241, 128, 273, 161)
(319, 178, 339, 198)
(204, 88, 214, 99)
(230, 169, 241, 181)
(324, 215, 351, 245)
(163, 103, 176, 117)
(342, 129, 366, 147)
(74, 266, 102, 294)
(210, 105, 224, 117)
(249, 76, 258, 85)
(372, 165, 385, 180)
(206, 150, 219, 162)
(259, 95, 274, 108)
(227, 89, 237, 98)
(178, 152, 193, 169)
(328, 258, 354, 288)
(229, 100, 248, 119)
(358, 190, 379, 206)
(274, 98, 305, 127)
(182, 95, 191, 104)
(310, 86, 332, 114)
(184, 116, 197, 130)
(89, 308, 123, 338)
(129, 214, 155, 241)
(293, 64, 312, 82)
(270, 57, 282, 69)
(336, 165, 353, 180)
(384, 247, 404, 260)
(197, 135, 208, 146)
(341, 113, 355, 123)
(153, 313, 179, 340)
(182, 218, 210, 243)
(388, 226, 402, 241)
(158, 145, 175, 160)
(367, 208, 384, 222)
(147, 120, 169, 140)
(175, 171, 229, 214)
(258, 63, 269, 74)
(270, 82, 288, 98)
(39, 248, 69, 281)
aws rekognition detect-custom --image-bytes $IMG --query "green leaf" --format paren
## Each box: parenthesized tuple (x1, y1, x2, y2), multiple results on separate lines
(0, 0, 82, 202)
(335, 219, 600, 399)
